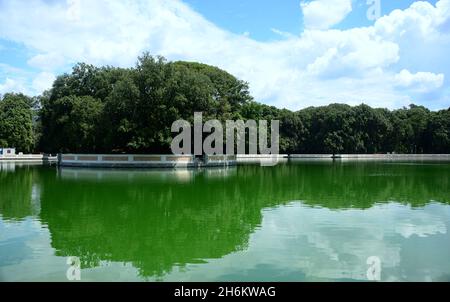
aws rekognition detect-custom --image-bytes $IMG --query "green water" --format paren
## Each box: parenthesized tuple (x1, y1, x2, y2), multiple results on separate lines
(1, 160, 450, 282)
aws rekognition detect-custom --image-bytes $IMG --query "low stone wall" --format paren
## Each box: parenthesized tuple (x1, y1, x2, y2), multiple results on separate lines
(0, 154, 57, 163)
(288, 154, 333, 159)
(289, 154, 450, 160)
(236, 154, 288, 165)
(235, 153, 450, 164)
(59, 154, 237, 168)
(204, 155, 237, 167)
(57, 153, 450, 168)
(236, 154, 288, 159)
(59, 154, 197, 168)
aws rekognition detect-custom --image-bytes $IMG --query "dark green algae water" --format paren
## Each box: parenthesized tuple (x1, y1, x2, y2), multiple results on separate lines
(1, 160, 449, 281)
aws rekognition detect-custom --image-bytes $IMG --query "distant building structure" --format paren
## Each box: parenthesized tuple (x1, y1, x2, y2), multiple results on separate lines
(0, 148, 16, 156)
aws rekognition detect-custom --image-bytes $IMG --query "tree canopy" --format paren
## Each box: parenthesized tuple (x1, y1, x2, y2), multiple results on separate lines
(0, 93, 35, 152)
(38, 54, 252, 153)
(1, 53, 449, 154)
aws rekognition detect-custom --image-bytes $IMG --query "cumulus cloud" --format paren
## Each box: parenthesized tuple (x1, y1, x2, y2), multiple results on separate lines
(394, 69, 444, 93)
(0, 0, 449, 109)
(0, 78, 27, 95)
(27, 53, 67, 71)
(301, 0, 353, 30)
(32, 72, 56, 93)
(0, 63, 55, 96)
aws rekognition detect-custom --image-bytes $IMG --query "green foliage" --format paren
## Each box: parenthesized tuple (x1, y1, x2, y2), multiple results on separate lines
(0, 93, 35, 152)
(2, 54, 449, 154)
(324, 131, 344, 155)
(278, 109, 305, 154)
(38, 54, 253, 153)
(41, 95, 103, 153)
(289, 103, 449, 154)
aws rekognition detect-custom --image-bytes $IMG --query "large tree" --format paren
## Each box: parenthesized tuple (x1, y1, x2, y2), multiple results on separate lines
(6, 52, 445, 155)
(38, 54, 253, 153)
(0, 93, 35, 152)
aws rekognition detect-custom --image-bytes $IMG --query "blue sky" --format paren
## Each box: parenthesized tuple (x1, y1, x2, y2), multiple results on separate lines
(184, 0, 438, 41)
(0, 0, 449, 110)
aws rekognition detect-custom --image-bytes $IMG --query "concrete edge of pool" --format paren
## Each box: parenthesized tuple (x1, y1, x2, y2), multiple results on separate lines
(50, 153, 450, 169)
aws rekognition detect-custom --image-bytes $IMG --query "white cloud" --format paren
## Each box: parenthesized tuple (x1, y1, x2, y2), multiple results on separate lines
(271, 28, 296, 39)
(32, 72, 56, 93)
(304, 28, 400, 78)
(0, 0, 449, 109)
(27, 53, 66, 71)
(0, 78, 28, 95)
(0, 64, 53, 96)
(301, 0, 353, 30)
(394, 69, 444, 93)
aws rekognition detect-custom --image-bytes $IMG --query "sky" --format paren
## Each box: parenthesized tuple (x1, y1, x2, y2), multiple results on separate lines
(0, 0, 449, 110)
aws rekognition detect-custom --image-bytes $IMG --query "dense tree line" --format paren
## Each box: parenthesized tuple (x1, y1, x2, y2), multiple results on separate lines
(239, 101, 450, 154)
(1, 53, 449, 154)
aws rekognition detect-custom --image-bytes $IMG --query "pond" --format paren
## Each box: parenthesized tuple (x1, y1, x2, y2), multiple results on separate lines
(1, 160, 450, 281)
